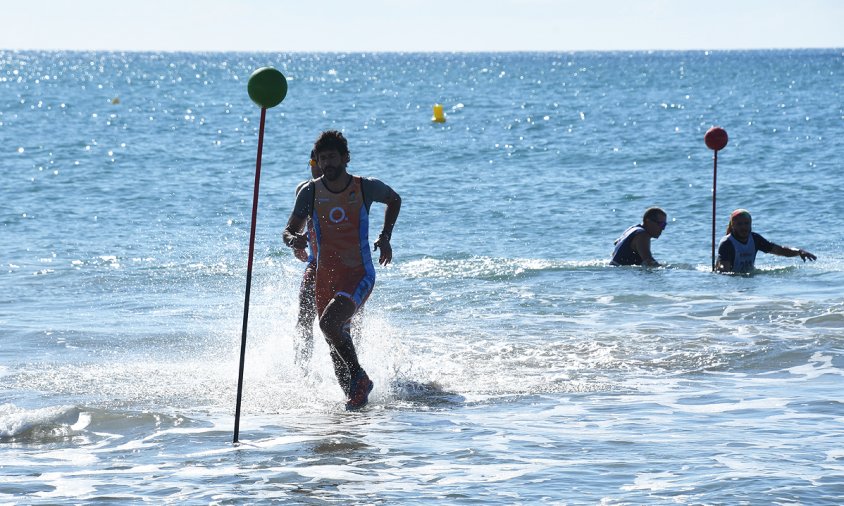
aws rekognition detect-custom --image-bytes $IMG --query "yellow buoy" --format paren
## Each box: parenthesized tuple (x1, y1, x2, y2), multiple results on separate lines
(432, 103, 446, 123)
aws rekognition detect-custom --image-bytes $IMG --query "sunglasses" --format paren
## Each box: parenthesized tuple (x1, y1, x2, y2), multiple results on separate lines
(649, 218, 667, 229)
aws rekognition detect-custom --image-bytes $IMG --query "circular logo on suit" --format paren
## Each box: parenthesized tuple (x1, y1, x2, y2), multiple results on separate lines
(329, 207, 346, 223)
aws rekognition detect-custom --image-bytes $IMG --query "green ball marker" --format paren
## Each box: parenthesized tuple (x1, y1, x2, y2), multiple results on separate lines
(247, 67, 288, 109)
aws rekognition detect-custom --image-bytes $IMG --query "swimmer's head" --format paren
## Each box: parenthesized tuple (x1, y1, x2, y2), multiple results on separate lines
(642, 207, 667, 238)
(313, 130, 350, 182)
(731, 208, 751, 220)
(313, 130, 350, 159)
(727, 208, 752, 239)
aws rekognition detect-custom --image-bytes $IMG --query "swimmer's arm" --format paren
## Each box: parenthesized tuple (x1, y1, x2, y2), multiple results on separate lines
(715, 239, 733, 273)
(632, 232, 659, 267)
(769, 243, 817, 262)
(374, 190, 401, 265)
(379, 189, 401, 242)
(283, 183, 312, 249)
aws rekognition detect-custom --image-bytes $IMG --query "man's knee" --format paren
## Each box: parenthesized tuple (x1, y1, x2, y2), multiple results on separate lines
(318, 313, 335, 336)
(318, 310, 345, 337)
(318, 297, 355, 335)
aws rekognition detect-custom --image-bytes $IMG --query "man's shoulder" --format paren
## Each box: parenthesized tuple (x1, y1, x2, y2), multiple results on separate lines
(751, 232, 773, 251)
(750, 231, 768, 245)
(358, 175, 394, 198)
(358, 175, 388, 186)
(615, 225, 643, 243)
(630, 227, 650, 242)
(291, 181, 315, 217)
(295, 179, 313, 194)
(628, 225, 646, 237)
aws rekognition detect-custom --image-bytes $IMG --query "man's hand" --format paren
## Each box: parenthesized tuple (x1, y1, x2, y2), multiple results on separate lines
(284, 230, 308, 250)
(798, 249, 817, 262)
(374, 235, 392, 265)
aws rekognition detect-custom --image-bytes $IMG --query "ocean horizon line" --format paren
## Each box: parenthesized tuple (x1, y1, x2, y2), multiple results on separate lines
(2, 46, 842, 55)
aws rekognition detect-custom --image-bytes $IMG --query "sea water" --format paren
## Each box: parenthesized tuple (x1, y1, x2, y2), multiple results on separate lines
(1, 50, 843, 504)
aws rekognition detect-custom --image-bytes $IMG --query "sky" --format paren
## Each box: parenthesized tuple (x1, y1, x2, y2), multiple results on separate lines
(2, 0, 843, 52)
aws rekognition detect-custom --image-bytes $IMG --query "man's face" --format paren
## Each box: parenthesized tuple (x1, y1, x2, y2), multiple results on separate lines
(731, 214, 752, 241)
(645, 214, 667, 239)
(317, 149, 347, 181)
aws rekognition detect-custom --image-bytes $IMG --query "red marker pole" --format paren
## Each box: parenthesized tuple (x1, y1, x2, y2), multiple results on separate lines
(234, 68, 287, 444)
(704, 126, 729, 271)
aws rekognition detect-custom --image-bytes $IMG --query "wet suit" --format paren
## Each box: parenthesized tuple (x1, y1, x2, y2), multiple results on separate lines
(717, 232, 773, 273)
(610, 225, 647, 266)
(291, 175, 395, 393)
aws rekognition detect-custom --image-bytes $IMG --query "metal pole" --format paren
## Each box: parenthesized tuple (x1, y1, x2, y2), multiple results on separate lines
(711, 150, 718, 271)
(233, 106, 267, 443)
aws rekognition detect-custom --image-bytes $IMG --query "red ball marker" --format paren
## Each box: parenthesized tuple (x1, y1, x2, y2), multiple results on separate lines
(704, 126, 728, 151)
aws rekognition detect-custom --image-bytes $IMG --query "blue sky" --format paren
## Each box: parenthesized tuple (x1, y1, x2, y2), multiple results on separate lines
(3, 0, 843, 52)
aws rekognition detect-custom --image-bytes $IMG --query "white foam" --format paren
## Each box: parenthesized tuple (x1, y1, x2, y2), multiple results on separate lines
(786, 353, 843, 380)
(294, 464, 374, 482)
(667, 397, 790, 414)
(621, 471, 685, 492)
(32, 476, 97, 499)
(0, 403, 80, 438)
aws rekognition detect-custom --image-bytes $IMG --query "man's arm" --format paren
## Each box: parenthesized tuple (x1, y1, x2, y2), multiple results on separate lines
(631, 233, 658, 267)
(715, 238, 734, 273)
(769, 243, 817, 262)
(290, 181, 312, 261)
(283, 183, 312, 250)
(373, 189, 401, 266)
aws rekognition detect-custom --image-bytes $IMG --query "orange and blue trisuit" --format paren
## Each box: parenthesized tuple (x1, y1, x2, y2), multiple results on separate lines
(311, 175, 375, 330)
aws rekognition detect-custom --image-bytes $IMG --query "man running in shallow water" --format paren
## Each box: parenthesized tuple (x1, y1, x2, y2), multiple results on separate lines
(283, 130, 401, 410)
(292, 152, 366, 369)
